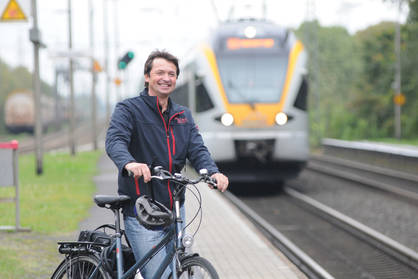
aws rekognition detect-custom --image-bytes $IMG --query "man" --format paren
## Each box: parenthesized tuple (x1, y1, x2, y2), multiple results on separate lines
(105, 50, 228, 278)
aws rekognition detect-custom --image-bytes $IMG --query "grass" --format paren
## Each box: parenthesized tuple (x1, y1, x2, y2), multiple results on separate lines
(0, 150, 102, 278)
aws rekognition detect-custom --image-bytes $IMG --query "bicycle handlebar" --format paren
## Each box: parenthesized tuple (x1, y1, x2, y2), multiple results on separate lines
(128, 166, 218, 189)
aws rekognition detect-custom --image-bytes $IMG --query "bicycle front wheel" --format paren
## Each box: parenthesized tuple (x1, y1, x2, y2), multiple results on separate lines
(51, 255, 111, 279)
(176, 256, 219, 279)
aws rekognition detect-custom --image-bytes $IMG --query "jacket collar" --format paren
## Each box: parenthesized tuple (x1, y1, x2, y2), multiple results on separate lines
(139, 88, 182, 115)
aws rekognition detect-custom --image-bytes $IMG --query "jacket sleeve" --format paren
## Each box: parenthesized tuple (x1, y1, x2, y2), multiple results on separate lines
(105, 101, 136, 175)
(186, 113, 219, 175)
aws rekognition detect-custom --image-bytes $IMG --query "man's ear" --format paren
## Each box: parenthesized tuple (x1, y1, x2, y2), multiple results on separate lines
(144, 74, 150, 82)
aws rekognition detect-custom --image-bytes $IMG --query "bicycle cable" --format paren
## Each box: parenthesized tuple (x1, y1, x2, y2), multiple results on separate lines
(183, 183, 203, 238)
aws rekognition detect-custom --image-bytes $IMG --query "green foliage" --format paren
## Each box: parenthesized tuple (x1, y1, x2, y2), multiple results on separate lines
(297, 21, 363, 143)
(296, 3, 418, 144)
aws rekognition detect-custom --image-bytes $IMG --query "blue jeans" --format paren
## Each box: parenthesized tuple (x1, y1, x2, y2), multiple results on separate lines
(124, 205, 185, 279)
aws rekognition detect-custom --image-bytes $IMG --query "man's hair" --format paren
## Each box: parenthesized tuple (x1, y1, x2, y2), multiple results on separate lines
(144, 50, 180, 88)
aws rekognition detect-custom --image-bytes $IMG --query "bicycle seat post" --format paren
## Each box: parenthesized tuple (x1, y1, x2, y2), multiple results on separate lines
(113, 207, 124, 278)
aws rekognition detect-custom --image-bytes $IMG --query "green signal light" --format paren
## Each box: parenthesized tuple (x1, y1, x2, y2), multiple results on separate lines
(118, 51, 134, 70)
(119, 61, 127, 69)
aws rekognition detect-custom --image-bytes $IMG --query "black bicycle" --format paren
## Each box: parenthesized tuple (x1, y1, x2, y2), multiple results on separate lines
(51, 166, 220, 279)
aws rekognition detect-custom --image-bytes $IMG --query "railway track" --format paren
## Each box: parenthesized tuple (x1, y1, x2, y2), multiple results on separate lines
(227, 153, 418, 278)
(308, 154, 418, 203)
(227, 187, 418, 279)
(2, 120, 107, 154)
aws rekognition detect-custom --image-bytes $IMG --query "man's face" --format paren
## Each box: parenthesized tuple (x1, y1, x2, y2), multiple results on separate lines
(145, 58, 177, 98)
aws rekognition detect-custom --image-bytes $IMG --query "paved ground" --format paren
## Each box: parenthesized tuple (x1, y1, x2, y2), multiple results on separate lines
(80, 154, 307, 279)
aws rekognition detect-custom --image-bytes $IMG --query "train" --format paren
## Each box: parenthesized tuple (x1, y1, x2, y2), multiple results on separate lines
(4, 90, 63, 134)
(172, 19, 310, 182)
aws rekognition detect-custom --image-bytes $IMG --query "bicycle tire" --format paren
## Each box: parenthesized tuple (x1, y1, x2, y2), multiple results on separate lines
(51, 255, 111, 279)
(173, 256, 219, 279)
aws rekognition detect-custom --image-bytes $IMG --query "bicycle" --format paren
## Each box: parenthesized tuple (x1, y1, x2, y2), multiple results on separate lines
(51, 166, 220, 279)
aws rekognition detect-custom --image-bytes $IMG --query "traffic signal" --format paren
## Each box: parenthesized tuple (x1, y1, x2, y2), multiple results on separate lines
(118, 51, 134, 70)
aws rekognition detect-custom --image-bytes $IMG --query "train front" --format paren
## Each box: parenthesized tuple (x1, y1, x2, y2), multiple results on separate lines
(197, 20, 309, 182)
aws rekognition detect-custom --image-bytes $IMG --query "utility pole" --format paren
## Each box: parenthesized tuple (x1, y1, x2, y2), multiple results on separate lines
(394, 0, 402, 139)
(68, 0, 76, 155)
(114, 0, 121, 101)
(30, 0, 43, 174)
(103, 0, 111, 124)
(54, 68, 59, 130)
(89, 0, 98, 150)
(305, 0, 320, 143)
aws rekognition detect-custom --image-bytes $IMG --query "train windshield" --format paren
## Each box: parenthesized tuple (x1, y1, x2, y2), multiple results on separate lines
(217, 54, 288, 104)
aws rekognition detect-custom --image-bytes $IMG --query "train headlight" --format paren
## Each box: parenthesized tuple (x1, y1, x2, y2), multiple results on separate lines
(221, 113, 234, 126)
(244, 26, 257, 38)
(275, 112, 288, 126)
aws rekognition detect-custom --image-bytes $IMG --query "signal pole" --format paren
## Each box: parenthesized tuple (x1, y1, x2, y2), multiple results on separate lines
(103, 0, 111, 124)
(30, 0, 43, 174)
(89, 0, 98, 150)
(394, 0, 402, 139)
(68, 0, 76, 155)
(114, 0, 121, 102)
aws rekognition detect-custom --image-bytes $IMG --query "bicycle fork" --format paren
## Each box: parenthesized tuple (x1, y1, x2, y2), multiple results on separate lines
(171, 199, 184, 279)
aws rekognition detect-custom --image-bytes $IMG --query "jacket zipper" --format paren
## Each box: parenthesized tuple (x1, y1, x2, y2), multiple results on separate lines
(156, 98, 186, 209)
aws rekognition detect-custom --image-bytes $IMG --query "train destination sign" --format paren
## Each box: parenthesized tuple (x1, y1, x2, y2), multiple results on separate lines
(226, 38, 275, 50)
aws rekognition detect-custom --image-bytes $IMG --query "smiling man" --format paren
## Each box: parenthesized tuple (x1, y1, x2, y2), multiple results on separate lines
(105, 49, 228, 278)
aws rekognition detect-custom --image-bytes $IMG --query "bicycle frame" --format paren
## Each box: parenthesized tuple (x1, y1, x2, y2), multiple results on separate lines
(90, 190, 185, 279)
(77, 168, 216, 279)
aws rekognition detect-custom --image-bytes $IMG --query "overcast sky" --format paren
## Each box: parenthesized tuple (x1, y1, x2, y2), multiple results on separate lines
(0, 0, 409, 103)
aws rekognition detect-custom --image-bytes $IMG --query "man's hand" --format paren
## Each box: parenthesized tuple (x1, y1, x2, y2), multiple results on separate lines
(125, 162, 151, 183)
(210, 173, 229, 192)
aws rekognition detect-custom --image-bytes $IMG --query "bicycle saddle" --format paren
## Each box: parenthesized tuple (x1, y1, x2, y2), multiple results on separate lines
(94, 195, 130, 209)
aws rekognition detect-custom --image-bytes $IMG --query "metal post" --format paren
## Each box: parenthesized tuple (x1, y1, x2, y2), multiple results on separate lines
(394, 1, 402, 139)
(114, 0, 121, 102)
(12, 146, 20, 230)
(68, 0, 76, 155)
(31, 0, 43, 175)
(54, 68, 59, 130)
(103, 0, 111, 124)
(89, 0, 98, 150)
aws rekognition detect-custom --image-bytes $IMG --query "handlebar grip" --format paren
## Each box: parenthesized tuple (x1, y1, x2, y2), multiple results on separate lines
(207, 177, 218, 189)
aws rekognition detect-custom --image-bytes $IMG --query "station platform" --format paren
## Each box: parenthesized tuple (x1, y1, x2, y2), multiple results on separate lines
(80, 153, 306, 279)
(321, 138, 418, 176)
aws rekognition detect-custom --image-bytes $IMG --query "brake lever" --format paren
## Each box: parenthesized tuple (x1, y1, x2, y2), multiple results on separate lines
(206, 177, 218, 190)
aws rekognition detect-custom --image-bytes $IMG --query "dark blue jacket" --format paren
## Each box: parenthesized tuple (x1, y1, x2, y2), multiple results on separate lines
(105, 89, 219, 216)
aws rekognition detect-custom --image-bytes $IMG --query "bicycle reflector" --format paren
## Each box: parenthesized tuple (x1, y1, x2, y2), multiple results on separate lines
(182, 234, 194, 248)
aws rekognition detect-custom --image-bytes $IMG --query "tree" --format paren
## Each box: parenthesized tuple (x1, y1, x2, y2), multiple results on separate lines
(297, 21, 362, 142)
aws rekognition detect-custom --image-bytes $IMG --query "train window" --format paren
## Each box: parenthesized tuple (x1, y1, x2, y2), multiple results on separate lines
(196, 83, 214, 113)
(293, 77, 308, 111)
(172, 83, 189, 107)
(217, 53, 288, 103)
